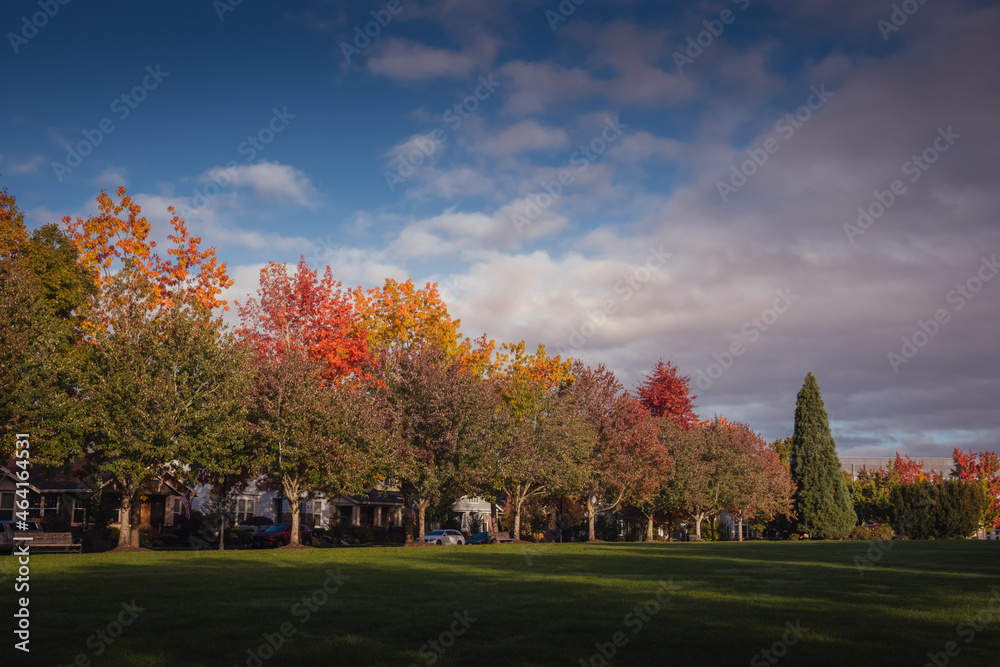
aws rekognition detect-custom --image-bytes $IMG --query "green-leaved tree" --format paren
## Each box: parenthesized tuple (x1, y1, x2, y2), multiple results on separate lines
(790, 372, 856, 538)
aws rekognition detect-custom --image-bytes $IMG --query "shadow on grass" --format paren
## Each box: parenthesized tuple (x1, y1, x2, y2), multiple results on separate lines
(5, 541, 999, 666)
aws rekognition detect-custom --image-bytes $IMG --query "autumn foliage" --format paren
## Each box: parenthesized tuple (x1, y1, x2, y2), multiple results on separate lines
(237, 257, 369, 383)
(952, 448, 1000, 529)
(63, 187, 232, 327)
(635, 360, 699, 428)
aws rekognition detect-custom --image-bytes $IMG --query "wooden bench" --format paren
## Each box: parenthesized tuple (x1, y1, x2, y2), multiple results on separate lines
(16, 532, 82, 553)
(488, 531, 515, 544)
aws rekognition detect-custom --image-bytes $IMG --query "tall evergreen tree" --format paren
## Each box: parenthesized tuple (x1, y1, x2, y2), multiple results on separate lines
(790, 372, 856, 538)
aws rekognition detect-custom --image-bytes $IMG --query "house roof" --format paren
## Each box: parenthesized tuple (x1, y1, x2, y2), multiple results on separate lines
(1, 458, 198, 497)
(334, 489, 405, 507)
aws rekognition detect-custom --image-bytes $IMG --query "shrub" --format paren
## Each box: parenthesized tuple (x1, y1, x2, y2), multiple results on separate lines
(849, 525, 873, 540)
(891, 480, 986, 539)
(871, 525, 893, 541)
(160, 533, 179, 547)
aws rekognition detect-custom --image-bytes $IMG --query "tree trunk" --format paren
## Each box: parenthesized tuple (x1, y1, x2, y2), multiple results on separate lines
(417, 499, 429, 539)
(646, 515, 655, 542)
(118, 490, 134, 549)
(737, 516, 743, 541)
(587, 497, 597, 541)
(403, 496, 415, 543)
(512, 488, 526, 541)
(693, 511, 706, 538)
(218, 481, 228, 551)
(284, 479, 301, 546)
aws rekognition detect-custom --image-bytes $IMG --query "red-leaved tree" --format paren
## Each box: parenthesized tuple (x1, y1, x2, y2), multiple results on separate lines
(238, 258, 385, 546)
(952, 448, 1000, 530)
(635, 360, 699, 429)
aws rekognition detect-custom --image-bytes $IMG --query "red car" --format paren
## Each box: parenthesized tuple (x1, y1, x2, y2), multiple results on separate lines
(251, 523, 312, 547)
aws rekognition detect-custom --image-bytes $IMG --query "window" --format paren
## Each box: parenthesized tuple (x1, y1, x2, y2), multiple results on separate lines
(171, 497, 182, 524)
(72, 498, 87, 525)
(236, 498, 255, 524)
(0, 492, 13, 521)
(338, 506, 352, 524)
(27, 492, 60, 519)
(313, 500, 324, 528)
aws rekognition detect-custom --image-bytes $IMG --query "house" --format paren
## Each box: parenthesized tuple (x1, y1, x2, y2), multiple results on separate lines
(191, 479, 495, 534)
(190, 481, 406, 531)
(0, 460, 196, 540)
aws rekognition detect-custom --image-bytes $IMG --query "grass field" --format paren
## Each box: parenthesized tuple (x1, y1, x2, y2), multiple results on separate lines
(3, 541, 999, 666)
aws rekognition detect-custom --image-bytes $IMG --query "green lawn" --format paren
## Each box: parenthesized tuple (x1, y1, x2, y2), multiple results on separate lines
(4, 541, 999, 666)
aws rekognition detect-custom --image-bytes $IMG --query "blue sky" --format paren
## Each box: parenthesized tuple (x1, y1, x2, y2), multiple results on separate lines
(2, 0, 998, 458)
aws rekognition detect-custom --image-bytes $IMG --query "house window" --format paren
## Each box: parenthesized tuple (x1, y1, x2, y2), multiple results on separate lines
(313, 500, 324, 528)
(171, 497, 182, 525)
(236, 498, 254, 524)
(338, 506, 352, 524)
(27, 492, 59, 519)
(72, 498, 87, 525)
(0, 492, 13, 521)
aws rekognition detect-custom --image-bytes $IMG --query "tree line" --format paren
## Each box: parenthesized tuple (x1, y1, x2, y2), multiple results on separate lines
(3, 185, 995, 549)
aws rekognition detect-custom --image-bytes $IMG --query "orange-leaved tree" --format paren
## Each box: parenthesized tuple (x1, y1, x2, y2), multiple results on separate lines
(64, 187, 232, 330)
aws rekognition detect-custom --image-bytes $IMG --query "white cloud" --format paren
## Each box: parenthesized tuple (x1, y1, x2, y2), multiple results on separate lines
(1, 154, 47, 175)
(202, 161, 318, 207)
(476, 120, 570, 156)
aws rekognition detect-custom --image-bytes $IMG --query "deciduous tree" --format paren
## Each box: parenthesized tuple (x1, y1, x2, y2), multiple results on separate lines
(379, 343, 500, 540)
(64, 187, 232, 331)
(568, 362, 661, 541)
(635, 360, 699, 428)
(952, 448, 1000, 530)
(82, 267, 250, 549)
(238, 259, 387, 545)
(490, 344, 591, 539)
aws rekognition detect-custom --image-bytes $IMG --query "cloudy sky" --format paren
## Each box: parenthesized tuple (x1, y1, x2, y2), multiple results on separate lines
(2, 0, 998, 458)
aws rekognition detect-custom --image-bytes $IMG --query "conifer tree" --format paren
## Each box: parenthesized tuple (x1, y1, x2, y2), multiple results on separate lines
(790, 372, 856, 538)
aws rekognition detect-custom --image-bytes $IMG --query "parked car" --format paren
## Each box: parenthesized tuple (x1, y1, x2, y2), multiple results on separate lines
(251, 523, 312, 547)
(0, 520, 45, 554)
(466, 532, 491, 545)
(423, 529, 464, 545)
